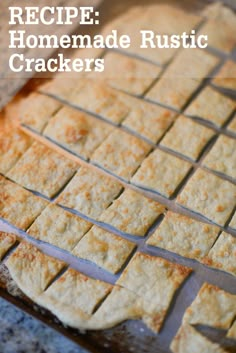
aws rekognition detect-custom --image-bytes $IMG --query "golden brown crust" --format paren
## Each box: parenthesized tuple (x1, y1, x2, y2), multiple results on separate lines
(0, 232, 17, 260)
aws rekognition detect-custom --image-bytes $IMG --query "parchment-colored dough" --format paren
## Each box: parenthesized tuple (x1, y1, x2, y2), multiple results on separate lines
(147, 212, 220, 260)
(212, 61, 236, 91)
(177, 169, 236, 226)
(227, 321, 236, 339)
(0, 232, 16, 260)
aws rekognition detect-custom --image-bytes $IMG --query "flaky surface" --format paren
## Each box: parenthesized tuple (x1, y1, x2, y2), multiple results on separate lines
(147, 212, 219, 260)
(185, 86, 235, 127)
(171, 324, 227, 353)
(43, 106, 112, 160)
(99, 189, 165, 236)
(19, 92, 61, 132)
(122, 96, 176, 143)
(0, 175, 48, 230)
(161, 116, 215, 161)
(203, 135, 236, 179)
(71, 80, 131, 124)
(183, 283, 236, 329)
(0, 232, 16, 260)
(212, 61, 236, 91)
(6, 242, 65, 299)
(7, 142, 78, 198)
(37, 268, 112, 328)
(0, 128, 33, 175)
(177, 169, 236, 226)
(131, 149, 191, 197)
(57, 167, 122, 220)
(91, 129, 151, 180)
(28, 204, 91, 251)
(203, 232, 236, 277)
(117, 252, 191, 332)
(72, 225, 135, 274)
(92, 52, 161, 95)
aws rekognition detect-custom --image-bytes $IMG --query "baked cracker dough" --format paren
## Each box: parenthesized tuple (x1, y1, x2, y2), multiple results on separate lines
(72, 225, 135, 274)
(0, 232, 16, 260)
(212, 61, 236, 91)
(99, 188, 165, 236)
(0, 175, 48, 230)
(131, 149, 191, 198)
(57, 166, 122, 220)
(91, 129, 151, 180)
(147, 212, 220, 260)
(227, 321, 236, 339)
(28, 204, 91, 251)
(177, 169, 236, 226)
(203, 232, 236, 277)
(183, 283, 236, 329)
(7, 141, 78, 198)
(227, 114, 236, 134)
(160, 116, 215, 161)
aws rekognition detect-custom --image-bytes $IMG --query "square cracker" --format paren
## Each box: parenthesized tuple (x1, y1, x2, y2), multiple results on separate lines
(146, 49, 219, 110)
(203, 135, 236, 179)
(7, 142, 78, 198)
(57, 166, 122, 220)
(19, 92, 61, 133)
(28, 204, 91, 251)
(102, 4, 202, 65)
(203, 232, 236, 277)
(183, 283, 236, 329)
(185, 86, 235, 127)
(37, 268, 112, 329)
(0, 128, 33, 175)
(99, 189, 165, 236)
(93, 51, 161, 95)
(0, 175, 48, 230)
(212, 61, 236, 91)
(227, 114, 236, 134)
(0, 232, 16, 260)
(117, 252, 191, 332)
(131, 149, 191, 198)
(177, 169, 236, 226)
(72, 225, 135, 274)
(91, 129, 151, 181)
(147, 212, 220, 260)
(227, 321, 236, 339)
(70, 80, 131, 124)
(43, 106, 113, 160)
(122, 96, 176, 143)
(171, 324, 227, 353)
(160, 116, 215, 161)
(6, 241, 65, 299)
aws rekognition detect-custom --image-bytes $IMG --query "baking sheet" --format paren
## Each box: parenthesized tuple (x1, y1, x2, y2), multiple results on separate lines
(0, 1, 236, 353)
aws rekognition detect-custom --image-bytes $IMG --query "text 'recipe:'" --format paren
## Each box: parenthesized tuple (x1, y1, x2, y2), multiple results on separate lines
(8, 6, 208, 73)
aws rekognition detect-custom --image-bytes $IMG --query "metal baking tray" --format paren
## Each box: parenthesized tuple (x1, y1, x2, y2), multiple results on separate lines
(0, 1, 236, 353)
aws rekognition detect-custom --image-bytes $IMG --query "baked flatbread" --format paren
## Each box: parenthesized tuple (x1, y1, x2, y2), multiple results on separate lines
(19, 92, 61, 132)
(147, 212, 220, 260)
(93, 51, 161, 95)
(0, 175, 48, 230)
(203, 135, 236, 179)
(183, 283, 236, 329)
(131, 149, 191, 198)
(0, 128, 33, 175)
(117, 252, 191, 332)
(227, 114, 236, 134)
(7, 141, 78, 198)
(177, 169, 236, 226)
(6, 241, 65, 299)
(160, 116, 215, 161)
(229, 212, 236, 230)
(99, 189, 165, 236)
(185, 86, 235, 127)
(72, 225, 135, 273)
(203, 232, 236, 277)
(0, 232, 16, 260)
(57, 167, 122, 220)
(91, 129, 151, 180)
(171, 324, 227, 353)
(212, 61, 236, 91)
(28, 204, 91, 251)
(227, 321, 236, 339)
(43, 105, 113, 160)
